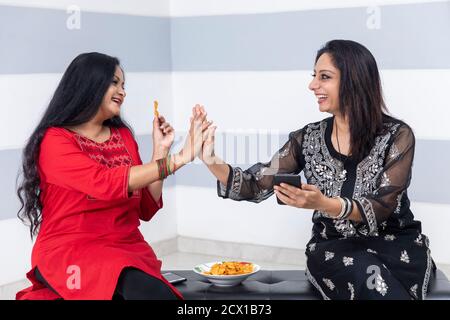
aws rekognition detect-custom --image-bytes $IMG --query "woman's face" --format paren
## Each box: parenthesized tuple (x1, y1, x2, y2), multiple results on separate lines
(308, 53, 340, 114)
(98, 66, 126, 119)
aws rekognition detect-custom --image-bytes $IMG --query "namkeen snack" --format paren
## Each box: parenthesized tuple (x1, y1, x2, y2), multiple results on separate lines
(153, 100, 159, 117)
(203, 261, 254, 276)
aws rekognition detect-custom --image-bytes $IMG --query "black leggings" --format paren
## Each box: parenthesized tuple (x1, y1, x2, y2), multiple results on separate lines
(34, 266, 178, 300)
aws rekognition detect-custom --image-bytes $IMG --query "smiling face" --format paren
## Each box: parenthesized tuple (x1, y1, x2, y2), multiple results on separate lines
(308, 53, 341, 115)
(97, 66, 126, 119)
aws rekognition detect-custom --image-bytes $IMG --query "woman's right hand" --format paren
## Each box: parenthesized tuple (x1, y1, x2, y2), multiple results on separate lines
(200, 124, 217, 165)
(177, 105, 212, 165)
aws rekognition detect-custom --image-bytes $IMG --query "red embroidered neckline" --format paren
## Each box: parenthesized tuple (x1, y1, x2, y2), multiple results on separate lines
(70, 127, 134, 169)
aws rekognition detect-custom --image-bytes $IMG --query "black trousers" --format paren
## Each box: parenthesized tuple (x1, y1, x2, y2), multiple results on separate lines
(34, 266, 178, 300)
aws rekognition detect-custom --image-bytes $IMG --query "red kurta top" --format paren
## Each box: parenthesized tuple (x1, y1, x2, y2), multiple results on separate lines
(16, 126, 182, 300)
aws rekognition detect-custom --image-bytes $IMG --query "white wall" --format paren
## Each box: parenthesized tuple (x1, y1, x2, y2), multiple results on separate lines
(0, 0, 171, 16)
(170, 0, 448, 16)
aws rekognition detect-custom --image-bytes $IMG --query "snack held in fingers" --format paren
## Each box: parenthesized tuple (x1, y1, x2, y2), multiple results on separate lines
(154, 100, 159, 117)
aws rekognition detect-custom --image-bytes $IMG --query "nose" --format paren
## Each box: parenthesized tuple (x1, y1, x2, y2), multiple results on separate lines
(308, 77, 319, 91)
(118, 87, 126, 98)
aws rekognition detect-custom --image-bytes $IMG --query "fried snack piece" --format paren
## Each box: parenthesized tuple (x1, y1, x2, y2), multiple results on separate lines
(153, 100, 159, 117)
(203, 261, 254, 275)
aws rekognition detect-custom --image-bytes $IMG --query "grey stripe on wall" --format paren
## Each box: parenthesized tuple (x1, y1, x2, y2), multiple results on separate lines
(2, 134, 449, 221)
(1, 2, 450, 75)
(170, 2, 450, 70)
(0, 5, 172, 74)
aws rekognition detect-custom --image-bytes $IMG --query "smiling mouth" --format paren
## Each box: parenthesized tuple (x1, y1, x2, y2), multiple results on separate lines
(316, 94, 328, 103)
(112, 97, 122, 105)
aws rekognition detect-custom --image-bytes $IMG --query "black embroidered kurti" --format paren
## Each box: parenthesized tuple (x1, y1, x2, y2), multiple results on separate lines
(217, 116, 435, 300)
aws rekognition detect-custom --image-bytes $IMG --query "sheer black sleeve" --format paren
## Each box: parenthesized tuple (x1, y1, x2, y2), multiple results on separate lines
(217, 129, 304, 203)
(354, 124, 415, 234)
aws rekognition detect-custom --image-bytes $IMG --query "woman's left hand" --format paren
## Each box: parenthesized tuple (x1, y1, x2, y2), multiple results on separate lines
(274, 183, 327, 210)
(152, 115, 174, 158)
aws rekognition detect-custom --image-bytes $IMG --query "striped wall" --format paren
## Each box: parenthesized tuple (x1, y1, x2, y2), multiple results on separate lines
(1, 0, 449, 285)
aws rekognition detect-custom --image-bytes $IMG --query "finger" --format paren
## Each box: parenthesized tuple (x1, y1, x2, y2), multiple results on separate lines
(199, 111, 207, 123)
(158, 115, 166, 124)
(163, 128, 172, 135)
(202, 121, 213, 132)
(202, 120, 212, 130)
(301, 183, 316, 191)
(280, 183, 302, 193)
(194, 107, 202, 120)
(274, 185, 297, 199)
(160, 122, 170, 130)
(163, 125, 174, 134)
(274, 190, 294, 206)
(202, 127, 209, 142)
(209, 126, 217, 142)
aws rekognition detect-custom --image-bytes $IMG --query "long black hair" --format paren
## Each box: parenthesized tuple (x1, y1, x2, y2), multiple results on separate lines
(315, 40, 389, 161)
(17, 52, 132, 238)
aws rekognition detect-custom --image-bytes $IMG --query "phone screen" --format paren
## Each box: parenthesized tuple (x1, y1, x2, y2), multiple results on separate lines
(162, 272, 187, 284)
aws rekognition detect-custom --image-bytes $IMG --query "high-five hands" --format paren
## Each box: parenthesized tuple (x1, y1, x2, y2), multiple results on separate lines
(178, 104, 213, 165)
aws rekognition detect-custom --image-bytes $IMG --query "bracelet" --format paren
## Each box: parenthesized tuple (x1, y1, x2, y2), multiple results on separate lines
(167, 154, 172, 175)
(334, 196, 347, 220)
(342, 197, 353, 220)
(333, 197, 353, 220)
(156, 155, 175, 180)
(156, 158, 165, 180)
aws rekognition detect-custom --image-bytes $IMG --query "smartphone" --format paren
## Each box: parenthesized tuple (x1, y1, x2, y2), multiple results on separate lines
(162, 272, 187, 285)
(273, 174, 302, 205)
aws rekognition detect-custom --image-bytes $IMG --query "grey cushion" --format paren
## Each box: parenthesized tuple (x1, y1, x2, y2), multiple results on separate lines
(164, 269, 450, 300)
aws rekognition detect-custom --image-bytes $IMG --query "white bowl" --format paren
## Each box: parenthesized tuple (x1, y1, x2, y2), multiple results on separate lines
(193, 261, 261, 287)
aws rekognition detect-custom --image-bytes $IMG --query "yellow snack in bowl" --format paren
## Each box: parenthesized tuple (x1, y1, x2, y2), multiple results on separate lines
(203, 261, 254, 275)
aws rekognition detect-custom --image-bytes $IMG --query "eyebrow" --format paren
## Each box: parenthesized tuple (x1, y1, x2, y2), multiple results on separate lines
(314, 69, 336, 74)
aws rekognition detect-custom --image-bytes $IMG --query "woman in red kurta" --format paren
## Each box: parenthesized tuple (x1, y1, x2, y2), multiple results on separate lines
(15, 52, 210, 300)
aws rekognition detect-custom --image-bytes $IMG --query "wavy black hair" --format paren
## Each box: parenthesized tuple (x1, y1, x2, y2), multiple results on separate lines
(16, 52, 132, 238)
(316, 40, 390, 161)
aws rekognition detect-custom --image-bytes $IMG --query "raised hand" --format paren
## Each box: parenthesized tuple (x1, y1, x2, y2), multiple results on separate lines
(200, 125, 217, 165)
(178, 104, 212, 165)
(152, 115, 175, 159)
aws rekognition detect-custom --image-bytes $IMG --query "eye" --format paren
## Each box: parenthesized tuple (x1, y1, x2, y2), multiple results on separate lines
(311, 73, 316, 77)
(321, 74, 330, 80)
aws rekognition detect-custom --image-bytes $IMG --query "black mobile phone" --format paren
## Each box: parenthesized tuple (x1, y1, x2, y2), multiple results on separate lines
(162, 272, 187, 285)
(273, 174, 302, 205)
